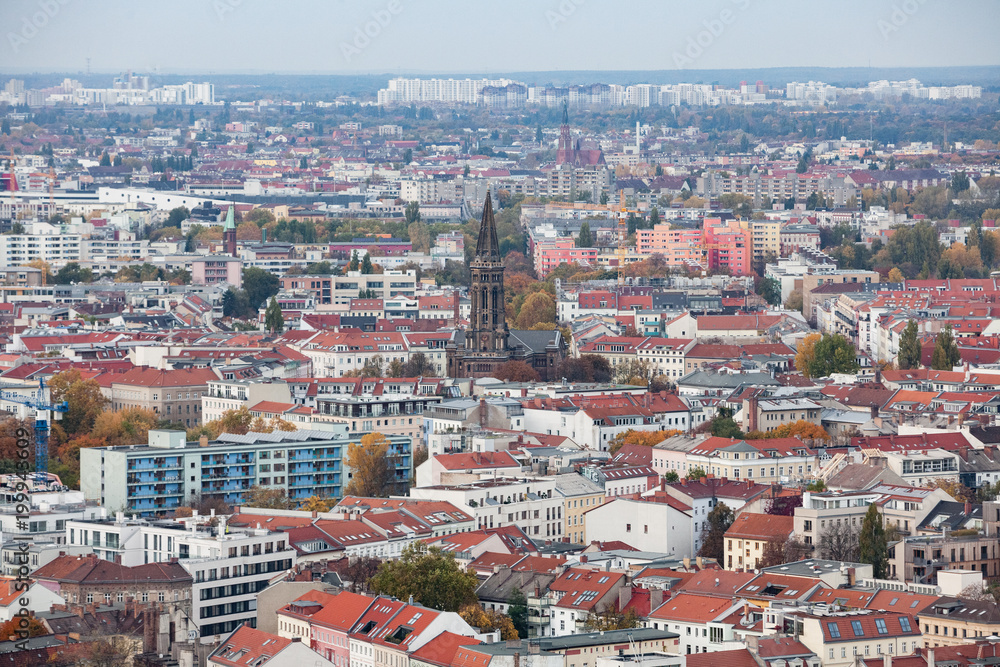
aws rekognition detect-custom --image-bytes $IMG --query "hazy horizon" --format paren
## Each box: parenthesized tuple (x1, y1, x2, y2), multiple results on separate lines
(3, 0, 999, 75)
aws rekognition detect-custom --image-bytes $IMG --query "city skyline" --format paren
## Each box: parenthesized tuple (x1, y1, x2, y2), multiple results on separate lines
(3, 0, 1000, 74)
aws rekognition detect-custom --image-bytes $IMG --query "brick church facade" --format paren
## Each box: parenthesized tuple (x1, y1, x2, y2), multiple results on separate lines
(447, 192, 564, 381)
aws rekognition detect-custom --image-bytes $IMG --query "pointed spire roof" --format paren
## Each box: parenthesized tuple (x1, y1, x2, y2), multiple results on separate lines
(475, 192, 500, 260)
(223, 203, 235, 231)
(562, 101, 569, 125)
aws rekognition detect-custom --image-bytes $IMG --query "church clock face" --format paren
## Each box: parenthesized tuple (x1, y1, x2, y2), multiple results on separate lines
(481, 333, 490, 347)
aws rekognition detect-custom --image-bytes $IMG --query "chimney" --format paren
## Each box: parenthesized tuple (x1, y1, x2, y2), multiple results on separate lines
(199, 435, 209, 447)
(143, 607, 157, 653)
(870, 403, 879, 420)
(480, 398, 487, 430)
(650, 588, 663, 609)
(926, 647, 935, 667)
(618, 587, 633, 610)
(696, 556, 704, 569)
(747, 394, 759, 433)
(965, 501, 972, 515)
(683, 557, 691, 569)
(884, 654, 892, 667)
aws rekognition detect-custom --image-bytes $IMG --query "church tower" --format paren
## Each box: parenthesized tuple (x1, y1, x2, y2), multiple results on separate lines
(466, 191, 508, 354)
(223, 203, 237, 257)
(556, 101, 574, 165)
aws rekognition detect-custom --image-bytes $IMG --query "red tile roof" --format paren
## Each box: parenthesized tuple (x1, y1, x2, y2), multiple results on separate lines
(649, 592, 734, 623)
(208, 624, 293, 667)
(408, 631, 481, 667)
(725, 512, 794, 541)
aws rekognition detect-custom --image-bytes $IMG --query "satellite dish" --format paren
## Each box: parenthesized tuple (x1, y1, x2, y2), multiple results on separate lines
(188, 630, 197, 641)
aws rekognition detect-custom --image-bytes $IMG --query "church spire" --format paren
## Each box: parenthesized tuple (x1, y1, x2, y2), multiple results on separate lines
(474, 191, 500, 259)
(223, 203, 235, 231)
(562, 101, 569, 125)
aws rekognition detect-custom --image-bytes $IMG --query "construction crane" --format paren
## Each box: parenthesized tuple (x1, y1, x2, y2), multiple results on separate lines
(0, 378, 68, 474)
(43, 165, 57, 209)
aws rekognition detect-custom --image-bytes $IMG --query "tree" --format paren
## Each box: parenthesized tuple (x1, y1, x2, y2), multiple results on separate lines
(515, 292, 556, 329)
(576, 221, 593, 248)
(402, 352, 435, 377)
(342, 557, 382, 593)
(86, 633, 142, 667)
(91, 407, 159, 447)
(299, 496, 336, 512)
(349, 250, 360, 272)
(166, 206, 189, 228)
(584, 605, 640, 631)
(557, 355, 612, 383)
(898, 319, 922, 370)
(507, 589, 529, 639)
(794, 333, 821, 377)
(459, 604, 518, 639)
(760, 537, 788, 568)
(48, 369, 109, 440)
(386, 359, 405, 378)
(0, 614, 47, 639)
(928, 478, 976, 503)
(609, 429, 682, 455)
(710, 407, 743, 439)
(239, 485, 295, 509)
(804, 334, 858, 378)
(887, 267, 904, 283)
(819, 521, 860, 561)
(931, 324, 961, 370)
(805, 479, 828, 492)
(344, 433, 395, 498)
(766, 495, 804, 516)
(369, 542, 480, 612)
(264, 297, 284, 334)
(951, 171, 970, 195)
(686, 467, 707, 481)
(648, 206, 661, 228)
(758, 276, 781, 306)
(698, 502, 734, 563)
(859, 503, 889, 579)
(242, 267, 280, 310)
(99, 151, 111, 167)
(361, 253, 374, 274)
(404, 201, 421, 225)
(201, 406, 255, 438)
(494, 360, 541, 383)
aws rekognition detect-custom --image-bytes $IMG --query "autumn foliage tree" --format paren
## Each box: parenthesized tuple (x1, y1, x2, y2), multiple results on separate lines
(48, 369, 109, 441)
(344, 433, 396, 497)
(744, 420, 831, 441)
(609, 429, 682, 455)
(0, 615, 48, 640)
(242, 485, 295, 510)
(584, 605, 640, 631)
(91, 407, 160, 447)
(459, 604, 519, 639)
(493, 360, 541, 382)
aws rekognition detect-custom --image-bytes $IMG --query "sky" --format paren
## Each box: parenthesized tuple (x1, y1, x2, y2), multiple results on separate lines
(2, 0, 999, 75)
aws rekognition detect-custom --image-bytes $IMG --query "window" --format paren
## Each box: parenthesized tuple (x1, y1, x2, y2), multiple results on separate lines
(827, 622, 841, 638)
(875, 619, 888, 634)
(851, 620, 864, 637)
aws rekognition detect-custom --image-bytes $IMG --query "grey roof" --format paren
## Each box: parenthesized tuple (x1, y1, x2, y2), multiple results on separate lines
(554, 472, 605, 497)
(825, 463, 907, 491)
(476, 569, 556, 604)
(536, 628, 679, 650)
(677, 371, 781, 389)
(761, 558, 868, 578)
(509, 328, 562, 354)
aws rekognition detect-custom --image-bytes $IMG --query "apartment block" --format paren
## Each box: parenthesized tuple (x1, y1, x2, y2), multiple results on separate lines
(80, 428, 411, 516)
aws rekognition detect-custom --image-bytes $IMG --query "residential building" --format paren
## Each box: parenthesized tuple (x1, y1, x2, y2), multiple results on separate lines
(31, 552, 192, 609)
(702, 218, 751, 276)
(209, 624, 334, 667)
(107, 366, 220, 427)
(192, 256, 243, 287)
(546, 566, 627, 637)
(554, 473, 607, 544)
(279, 270, 418, 305)
(795, 610, 922, 667)
(917, 596, 1000, 647)
(583, 494, 693, 557)
(724, 512, 794, 570)
(533, 238, 599, 278)
(80, 428, 411, 516)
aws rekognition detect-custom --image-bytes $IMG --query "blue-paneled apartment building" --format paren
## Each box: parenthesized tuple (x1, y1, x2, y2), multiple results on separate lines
(81, 427, 411, 516)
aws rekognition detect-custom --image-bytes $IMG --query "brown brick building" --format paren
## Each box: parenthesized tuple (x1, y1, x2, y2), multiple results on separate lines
(32, 553, 193, 607)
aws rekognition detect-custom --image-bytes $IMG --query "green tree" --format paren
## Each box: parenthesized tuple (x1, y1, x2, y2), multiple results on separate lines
(242, 267, 280, 310)
(349, 250, 360, 272)
(166, 206, 189, 228)
(931, 324, 961, 370)
(600, 191, 609, 205)
(508, 589, 529, 639)
(898, 319, 922, 370)
(403, 148, 413, 164)
(808, 334, 859, 378)
(758, 276, 781, 306)
(710, 406, 743, 439)
(361, 253, 374, 274)
(686, 467, 707, 481)
(1, 118, 10, 135)
(54, 262, 94, 285)
(99, 151, 111, 167)
(369, 542, 480, 612)
(576, 221, 593, 248)
(663, 471, 680, 483)
(648, 206, 660, 228)
(264, 297, 284, 334)
(404, 201, 421, 225)
(859, 503, 889, 579)
(698, 502, 734, 563)
(951, 171, 970, 195)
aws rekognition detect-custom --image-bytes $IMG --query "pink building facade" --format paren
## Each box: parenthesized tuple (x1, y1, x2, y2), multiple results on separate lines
(533, 238, 599, 278)
(192, 257, 242, 287)
(702, 218, 752, 276)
